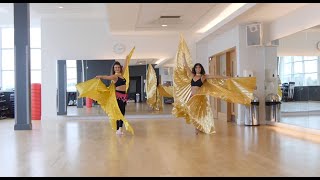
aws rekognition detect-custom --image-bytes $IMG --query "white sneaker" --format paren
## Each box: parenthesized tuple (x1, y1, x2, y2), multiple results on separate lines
(116, 129, 122, 135)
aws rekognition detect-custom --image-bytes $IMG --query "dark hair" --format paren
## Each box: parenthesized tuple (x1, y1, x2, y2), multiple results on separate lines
(111, 61, 123, 75)
(192, 63, 205, 75)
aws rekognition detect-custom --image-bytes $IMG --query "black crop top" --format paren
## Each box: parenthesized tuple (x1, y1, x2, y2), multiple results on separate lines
(191, 77, 203, 87)
(115, 77, 126, 87)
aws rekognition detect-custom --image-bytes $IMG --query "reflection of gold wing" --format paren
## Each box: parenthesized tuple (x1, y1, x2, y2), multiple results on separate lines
(196, 77, 256, 105)
(76, 78, 134, 135)
(157, 85, 173, 98)
(123, 47, 135, 93)
(146, 63, 174, 111)
(146, 64, 159, 110)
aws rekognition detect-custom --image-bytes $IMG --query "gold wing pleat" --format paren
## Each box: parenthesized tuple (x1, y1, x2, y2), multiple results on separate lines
(123, 47, 135, 93)
(196, 77, 256, 105)
(76, 78, 134, 135)
(157, 85, 173, 98)
(146, 64, 174, 111)
(146, 64, 161, 110)
(186, 95, 215, 133)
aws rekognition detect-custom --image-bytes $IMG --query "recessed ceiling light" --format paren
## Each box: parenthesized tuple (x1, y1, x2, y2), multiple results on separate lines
(161, 24, 168, 27)
(58, 6, 63, 9)
(197, 3, 247, 33)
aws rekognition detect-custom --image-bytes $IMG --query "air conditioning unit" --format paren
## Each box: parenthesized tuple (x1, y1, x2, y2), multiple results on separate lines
(246, 23, 262, 46)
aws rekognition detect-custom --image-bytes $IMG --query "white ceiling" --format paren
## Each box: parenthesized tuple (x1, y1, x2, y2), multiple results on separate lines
(200, 3, 308, 42)
(106, 3, 217, 34)
(0, 3, 313, 66)
(30, 3, 107, 19)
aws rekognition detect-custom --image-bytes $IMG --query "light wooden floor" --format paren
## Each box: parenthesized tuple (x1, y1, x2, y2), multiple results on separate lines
(1, 117, 320, 177)
(67, 102, 174, 116)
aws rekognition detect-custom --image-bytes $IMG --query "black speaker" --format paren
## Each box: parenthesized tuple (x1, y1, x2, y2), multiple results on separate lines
(246, 23, 262, 46)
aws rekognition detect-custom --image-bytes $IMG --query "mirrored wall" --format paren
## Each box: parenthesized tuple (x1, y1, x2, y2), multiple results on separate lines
(57, 59, 174, 117)
(277, 25, 320, 130)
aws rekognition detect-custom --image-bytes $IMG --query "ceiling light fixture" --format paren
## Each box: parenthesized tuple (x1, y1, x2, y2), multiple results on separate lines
(197, 3, 247, 33)
(161, 24, 168, 27)
(58, 6, 63, 9)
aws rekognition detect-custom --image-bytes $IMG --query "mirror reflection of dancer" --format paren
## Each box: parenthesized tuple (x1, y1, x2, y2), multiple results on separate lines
(172, 34, 256, 135)
(76, 47, 135, 136)
(96, 61, 128, 135)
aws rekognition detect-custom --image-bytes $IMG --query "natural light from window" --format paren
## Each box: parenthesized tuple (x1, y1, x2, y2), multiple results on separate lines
(278, 56, 319, 86)
(0, 27, 41, 91)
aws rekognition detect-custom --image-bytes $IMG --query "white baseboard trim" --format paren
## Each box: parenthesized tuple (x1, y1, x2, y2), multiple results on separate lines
(266, 121, 320, 136)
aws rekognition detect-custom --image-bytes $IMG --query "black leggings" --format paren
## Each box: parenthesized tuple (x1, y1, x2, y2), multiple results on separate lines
(116, 98, 127, 130)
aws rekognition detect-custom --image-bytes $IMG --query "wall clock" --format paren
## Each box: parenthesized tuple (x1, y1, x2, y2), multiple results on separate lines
(113, 43, 126, 54)
(317, 41, 320, 51)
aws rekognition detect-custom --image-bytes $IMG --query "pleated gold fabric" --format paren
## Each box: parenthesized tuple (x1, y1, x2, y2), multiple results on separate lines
(123, 47, 135, 93)
(157, 85, 173, 98)
(146, 64, 174, 110)
(172, 34, 256, 134)
(75, 47, 136, 135)
(197, 77, 256, 105)
(146, 64, 161, 110)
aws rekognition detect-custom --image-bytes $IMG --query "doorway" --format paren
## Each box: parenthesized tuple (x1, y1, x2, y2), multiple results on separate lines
(209, 48, 236, 122)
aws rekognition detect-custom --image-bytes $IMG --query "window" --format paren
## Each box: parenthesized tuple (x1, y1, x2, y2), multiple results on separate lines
(1, 49, 14, 70)
(31, 70, 41, 84)
(1, 28, 14, 48)
(31, 49, 41, 70)
(30, 28, 41, 48)
(66, 60, 77, 92)
(304, 60, 317, 73)
(1, 71, 15, 90)
(278, 56, 320, 86)
(293, 61, 303, 74)
(0, 27, 41, 90)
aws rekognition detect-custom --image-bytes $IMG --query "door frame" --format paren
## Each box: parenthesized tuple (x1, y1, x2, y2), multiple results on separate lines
(208, 47, 236, 122)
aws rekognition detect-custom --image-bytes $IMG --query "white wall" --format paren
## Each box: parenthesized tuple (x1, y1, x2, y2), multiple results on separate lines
(268, 3, 320, 42)
(195, 41, 208, 72)
(41, 18, 183, 119)
(196, 24, 278, 125)
(197, 26, 241, 121)
(278, 30, 320, 56)
(237, 24, 266, 125)
(219, 54, 227, 114)
(196, 26, 239, 73)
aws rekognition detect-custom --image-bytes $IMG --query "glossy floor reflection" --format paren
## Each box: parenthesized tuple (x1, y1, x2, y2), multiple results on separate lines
(67, 102, 173, 116)
(1, 118, 320, 177)
(280, 101, 320, 130)
(281, 101, 320, 112)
